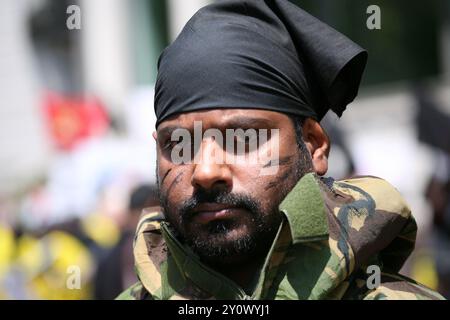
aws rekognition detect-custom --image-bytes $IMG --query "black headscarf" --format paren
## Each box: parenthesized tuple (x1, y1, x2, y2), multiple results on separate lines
(154, 0, 367, 127)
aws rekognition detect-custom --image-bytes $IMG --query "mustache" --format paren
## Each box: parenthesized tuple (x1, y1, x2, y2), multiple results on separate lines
(179, 189, 260, 223)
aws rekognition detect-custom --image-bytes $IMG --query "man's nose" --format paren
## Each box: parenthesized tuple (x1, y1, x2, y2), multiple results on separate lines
(191, 138, 232, 191)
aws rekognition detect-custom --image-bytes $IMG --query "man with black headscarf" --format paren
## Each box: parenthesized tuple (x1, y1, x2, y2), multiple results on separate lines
(117, 0, 444, 300)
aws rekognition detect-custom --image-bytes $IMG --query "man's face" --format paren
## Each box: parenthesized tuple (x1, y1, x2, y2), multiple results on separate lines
(155, 109, 311, 266)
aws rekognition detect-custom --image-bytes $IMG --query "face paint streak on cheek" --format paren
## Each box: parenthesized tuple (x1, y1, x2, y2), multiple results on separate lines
(278, 155, 295, 166)
(166, 172, 184, 196)
(160, 168, 172, 185)
(262, 155, 294, 168)
(264, 169, 292, 191)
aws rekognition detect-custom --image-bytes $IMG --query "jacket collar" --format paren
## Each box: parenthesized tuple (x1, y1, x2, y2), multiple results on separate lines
(279, 172, 329, 243)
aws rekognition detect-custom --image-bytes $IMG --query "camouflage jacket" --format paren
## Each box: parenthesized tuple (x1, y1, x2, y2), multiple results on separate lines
(117, 173, 444, 300)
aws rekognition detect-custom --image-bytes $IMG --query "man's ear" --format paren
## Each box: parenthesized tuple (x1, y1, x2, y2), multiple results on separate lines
(152, 131, 157, 141)
(302, 118, 330, 176)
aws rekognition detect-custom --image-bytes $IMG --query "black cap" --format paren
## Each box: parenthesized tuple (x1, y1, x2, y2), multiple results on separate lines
(155, 0, 368, 127)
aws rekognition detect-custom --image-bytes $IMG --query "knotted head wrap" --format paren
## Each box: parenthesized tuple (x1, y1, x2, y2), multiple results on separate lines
(154, 0, 368, 127)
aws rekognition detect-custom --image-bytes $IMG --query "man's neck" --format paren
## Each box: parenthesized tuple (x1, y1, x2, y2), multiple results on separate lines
(208, 220, 283, 292)
(211, 256, 265, 293)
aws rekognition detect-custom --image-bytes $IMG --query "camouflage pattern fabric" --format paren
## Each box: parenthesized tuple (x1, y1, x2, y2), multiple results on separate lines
(116, 173, 445, 300)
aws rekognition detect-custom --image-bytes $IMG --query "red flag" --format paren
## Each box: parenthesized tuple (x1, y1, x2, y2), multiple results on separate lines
(42, 92, 109, 151)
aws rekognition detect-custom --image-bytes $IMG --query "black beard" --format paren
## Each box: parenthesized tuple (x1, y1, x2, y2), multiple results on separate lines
(160, 188, 281, 266)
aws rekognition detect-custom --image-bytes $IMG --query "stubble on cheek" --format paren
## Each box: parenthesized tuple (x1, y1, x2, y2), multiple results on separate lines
(261, 151, 306, 196)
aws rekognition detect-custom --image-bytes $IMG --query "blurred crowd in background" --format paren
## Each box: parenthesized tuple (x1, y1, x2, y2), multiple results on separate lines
(0, 0, 450, 299)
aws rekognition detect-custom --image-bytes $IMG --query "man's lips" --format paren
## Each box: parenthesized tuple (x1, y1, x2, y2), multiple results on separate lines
(190, 203, 247, 224)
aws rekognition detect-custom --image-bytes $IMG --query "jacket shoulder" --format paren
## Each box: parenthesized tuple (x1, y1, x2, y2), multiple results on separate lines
(334, 175, 411, 218)
(362, 273, 445, 300)
(116, 282, 153, 300)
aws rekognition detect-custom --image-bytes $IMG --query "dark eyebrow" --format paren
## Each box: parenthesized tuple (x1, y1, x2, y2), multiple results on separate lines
(156, 116, 274, 137)
(221, 117, 274, 129)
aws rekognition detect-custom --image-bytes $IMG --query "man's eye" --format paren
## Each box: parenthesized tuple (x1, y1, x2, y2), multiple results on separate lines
(232, 135, 259, 154)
